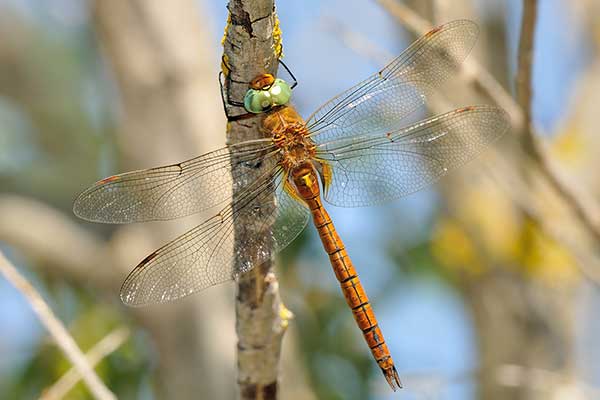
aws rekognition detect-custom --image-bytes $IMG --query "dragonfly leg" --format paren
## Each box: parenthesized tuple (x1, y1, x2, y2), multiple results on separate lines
(219, 55, 299, 121)
(278, 58, 298, 89)
(219, 69, 253, 121)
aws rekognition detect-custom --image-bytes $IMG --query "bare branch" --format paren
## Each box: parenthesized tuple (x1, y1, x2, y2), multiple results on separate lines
(0, 251, 116, 400)
(92, 1, 237, 398)
(515, 0, 537, 134)
(495, 364, 600, 396)
(514, 0, 600, 249)
(374, 0, 524, 129)
(92, 0, 225, 169)
(378, 0, 600, 281)
(321, 17, 393, 66)
(482, 152, 600, 287)
(0, 191, 237, 399)
(0, 195, 115, 288)
(222, 1, 291, 398)
(41, 327, 130, 400)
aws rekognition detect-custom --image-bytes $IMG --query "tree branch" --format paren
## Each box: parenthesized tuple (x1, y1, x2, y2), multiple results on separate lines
(515, 0, 600, 251)
(481, 151, 600, 287)
(0, 251, 116, 400)
(515, 0, 537, 137)
(0, 195, 115, 289)
(92, 0, 224, 168)
(41, 327, 130, 400)
(93, 1, 237, 398)
(222, 1, 290, 399)
(378, 0, 600, 279)
(374, 0, 524, 129)
(0, 191, 237, 399)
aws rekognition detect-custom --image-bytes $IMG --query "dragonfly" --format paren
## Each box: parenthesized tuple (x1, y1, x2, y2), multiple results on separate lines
(74, 20, 509, 391)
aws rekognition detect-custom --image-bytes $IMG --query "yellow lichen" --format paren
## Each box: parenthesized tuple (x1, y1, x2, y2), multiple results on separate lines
(279, 303, 294, 328)
(221, 54, 230, 77)
(221, 14, 232, 76)
(221, 13, 231, 47)
(273, 12, 283, 59)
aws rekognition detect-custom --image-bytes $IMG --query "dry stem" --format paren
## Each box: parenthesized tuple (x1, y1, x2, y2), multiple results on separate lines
(375, 0, 524, 128)
(0, 251, 116, 400)
(515, 0, 600, 258)
(222, 1, 290, 399)
(377, 0, 600, 282)
(41, 328, 130, 400)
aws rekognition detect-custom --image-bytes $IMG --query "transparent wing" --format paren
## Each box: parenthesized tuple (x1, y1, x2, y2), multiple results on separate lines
(315, 106, 509, 207)
(120, 170, 310, 306)
(306, 20, 479, 143)
(73, 140, 278, 223)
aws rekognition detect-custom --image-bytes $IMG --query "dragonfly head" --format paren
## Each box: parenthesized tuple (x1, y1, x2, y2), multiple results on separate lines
(244, 74, 292, 114)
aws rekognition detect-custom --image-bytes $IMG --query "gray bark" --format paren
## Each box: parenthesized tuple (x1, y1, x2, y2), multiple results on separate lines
(222, 1, 288, 399)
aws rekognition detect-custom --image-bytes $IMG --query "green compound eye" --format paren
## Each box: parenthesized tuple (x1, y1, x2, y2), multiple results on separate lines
(244, 89, 272, 114)
(268, 79, 292, 106)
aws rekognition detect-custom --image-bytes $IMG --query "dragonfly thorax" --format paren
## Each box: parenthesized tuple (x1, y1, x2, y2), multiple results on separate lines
(264, 106, 317, 171)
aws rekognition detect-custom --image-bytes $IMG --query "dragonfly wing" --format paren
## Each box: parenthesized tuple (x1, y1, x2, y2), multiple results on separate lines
(306, 20, 479, 143)
(316, 106, 509, 207)
(120, 170, 310, 306)
(73, 141, 278, 223)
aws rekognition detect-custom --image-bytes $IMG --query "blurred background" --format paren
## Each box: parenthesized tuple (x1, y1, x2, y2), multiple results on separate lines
(1, 0, 600, 399)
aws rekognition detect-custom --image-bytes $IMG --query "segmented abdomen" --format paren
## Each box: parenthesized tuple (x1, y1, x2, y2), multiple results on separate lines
(304, 194, 401, 390)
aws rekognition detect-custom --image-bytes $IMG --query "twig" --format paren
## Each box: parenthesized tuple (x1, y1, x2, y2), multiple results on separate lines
(0, 195, 114, 289)
(481, 152, 600, 287)
(92, 1, 237, 397)
(0, 251, 116, 400)
(41, 327, 130, 400)
(514, 0, 600, 248)
(0, 193, 239, 399)
(506, 6, 600, 284)
(378, 0, 600, 278)
(495, 364, 600, 396)
(222, 1, 291, 399)
(374, 0, 524, 129)
(384, 364, 600, 396)
(515, 0, 537, 139)
(321, 17, 391, 67)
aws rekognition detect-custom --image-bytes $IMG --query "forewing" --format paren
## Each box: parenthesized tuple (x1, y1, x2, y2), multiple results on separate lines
(73, 141, 278, 223)
(120, 170, 310, 306)
(316, 106, 509, 207)
(306, 20, 479, 143)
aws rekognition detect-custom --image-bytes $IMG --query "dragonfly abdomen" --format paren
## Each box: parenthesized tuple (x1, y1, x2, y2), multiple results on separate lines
(316, 212, 401, 390)
(292, 167, 402, 390)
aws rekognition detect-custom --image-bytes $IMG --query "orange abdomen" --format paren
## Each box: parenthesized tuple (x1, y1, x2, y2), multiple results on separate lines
(290, 165, 401, 390)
